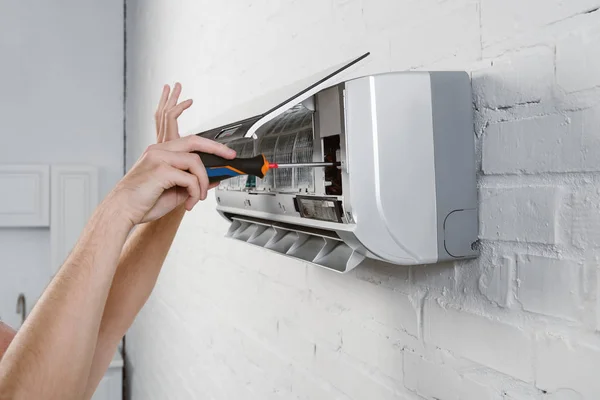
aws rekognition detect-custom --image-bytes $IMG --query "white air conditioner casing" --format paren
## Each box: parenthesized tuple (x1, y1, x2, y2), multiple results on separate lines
(194, 53, 478, 273)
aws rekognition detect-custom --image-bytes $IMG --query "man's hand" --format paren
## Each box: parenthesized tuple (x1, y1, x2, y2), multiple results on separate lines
(111, 82, 235, 225)
(112, 135, 235, 225)
(113, 112, 235, 225)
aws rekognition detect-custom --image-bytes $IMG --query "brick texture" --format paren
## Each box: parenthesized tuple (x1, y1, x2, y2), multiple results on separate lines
(517, 255, 583, 320)
(472, 46, 554, 110)
(535, 335, 600, 399)
(481, 0, 600, 46)
(482, 107, 600, 174)
(479, 186, 563, 244)
(557, 24, 600, 93)
(478, 255, 512, 307)
(403, 351, 461, 399)
(124, 0, 600, 399)
(424, 299, 534, 382)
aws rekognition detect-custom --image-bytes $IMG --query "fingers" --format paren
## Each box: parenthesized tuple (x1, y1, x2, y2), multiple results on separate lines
(174, 152, 210, 201)
(165, 82, 182, 111)
(159, 135, 236, 159)
(155, 84, 170, 140)
(156, 82, 193, 143)
(150, 150, 210, 201)
(162, 166, 201, 211)
(165, 98, 193, 141)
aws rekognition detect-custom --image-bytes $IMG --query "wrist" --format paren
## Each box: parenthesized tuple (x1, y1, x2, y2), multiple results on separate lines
(96, 191, 136, 235)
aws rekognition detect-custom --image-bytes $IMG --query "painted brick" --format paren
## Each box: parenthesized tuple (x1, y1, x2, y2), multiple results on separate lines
(557, 26, 600, 93)
(362, 0, 411, 32)
(517, 255, 583, 320)
(503, 390, 544, 400)
(124, 0, 600, 399)
(535, 335, 600, 399)
(307, 267, 419, 338)
(583, 256, 597, 302)
(461, 375, 501, 400)
(481, 0, 600, 46)
(390, 2, 480, 69)
(479, 186, 563, 245)
(472, 47, 554, 110)
(478, 255, 513, 307)
(598, 267, 600, 332)
(286, 296, 344, 349)
(313, 349, 408, 400)
(424, 299, 534, 382)
(412, 263, 456, 291)
(354, 259, 410, 290)
(339, 320, 403, 381)
(482, 107, 600, 174)
(571, 188, 600, 250)
(403, 351, 461, 400)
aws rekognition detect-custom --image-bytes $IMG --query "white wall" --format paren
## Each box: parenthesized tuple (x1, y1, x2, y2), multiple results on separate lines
(125, 1, 600, 399)
(0, 0, 124, 328)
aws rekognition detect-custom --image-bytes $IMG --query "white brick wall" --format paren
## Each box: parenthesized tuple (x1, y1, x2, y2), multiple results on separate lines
(517, 255, 584, 320)
(125, 1, 600, 399)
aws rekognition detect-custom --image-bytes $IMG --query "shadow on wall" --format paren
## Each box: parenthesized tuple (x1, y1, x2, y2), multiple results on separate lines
(352, 256, 458, 289)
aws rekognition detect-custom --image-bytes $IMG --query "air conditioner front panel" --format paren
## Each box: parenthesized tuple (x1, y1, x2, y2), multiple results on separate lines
(344, 73, 439, 264)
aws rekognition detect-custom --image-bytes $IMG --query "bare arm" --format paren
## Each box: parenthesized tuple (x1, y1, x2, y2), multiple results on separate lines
(0, 124, 234, 399)
(82, 84, 228, 398)
(0, 201, 133, 400)
(82, 205, 186, 398)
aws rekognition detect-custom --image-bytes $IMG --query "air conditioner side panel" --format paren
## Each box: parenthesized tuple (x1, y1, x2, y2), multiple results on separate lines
(430, 72, 479, 261)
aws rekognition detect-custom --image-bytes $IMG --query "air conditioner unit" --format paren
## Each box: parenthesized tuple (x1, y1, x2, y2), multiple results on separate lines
(194, 53, 478, 273)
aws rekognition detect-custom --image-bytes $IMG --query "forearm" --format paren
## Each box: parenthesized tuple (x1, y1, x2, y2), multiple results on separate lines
(84, 206, 186, 397)
(0, 199, 132, 400)
(0, 323, 16, 361)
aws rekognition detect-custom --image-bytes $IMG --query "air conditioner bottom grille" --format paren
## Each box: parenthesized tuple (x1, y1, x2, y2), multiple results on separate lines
(224, 215, 365, 273)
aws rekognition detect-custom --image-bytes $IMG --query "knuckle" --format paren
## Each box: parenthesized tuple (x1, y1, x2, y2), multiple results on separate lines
(200, 174, 209, 188)
(165, 109, 175, 119)
(199, 174, 209, 186)
(144, 145, 159, 157)
(142, 145, 154, 158)
(149, 155, 166, 169)
(155, 162, 169, 174)
(190, 152, 202, 164)
(191, 182, 201, 197)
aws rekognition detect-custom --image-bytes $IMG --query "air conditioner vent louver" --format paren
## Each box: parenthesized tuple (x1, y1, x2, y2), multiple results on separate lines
(225, 215, 365, 273)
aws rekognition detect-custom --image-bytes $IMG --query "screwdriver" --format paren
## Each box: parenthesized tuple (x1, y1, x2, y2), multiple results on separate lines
(194, 152, 340, 183)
